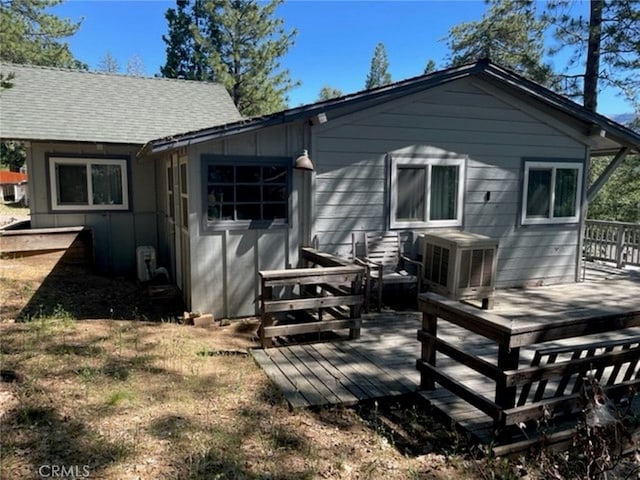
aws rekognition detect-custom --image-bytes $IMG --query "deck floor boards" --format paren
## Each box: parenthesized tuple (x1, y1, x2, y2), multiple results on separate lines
(251, 274, 640, 448)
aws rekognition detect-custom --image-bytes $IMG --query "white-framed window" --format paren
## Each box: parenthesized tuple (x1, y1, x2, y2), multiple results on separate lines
(49, 157, 129, 211)
(389, 155, 465, 228)
(202, 155, 290, 230)
(521, 161, 583, 225)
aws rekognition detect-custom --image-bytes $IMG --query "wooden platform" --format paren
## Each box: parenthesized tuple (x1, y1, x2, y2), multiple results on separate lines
(251, 273, 640, 452)
(251, 312, 421, 408)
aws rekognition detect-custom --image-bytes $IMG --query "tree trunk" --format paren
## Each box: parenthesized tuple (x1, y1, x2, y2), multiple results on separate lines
(584, 0, 603, 112)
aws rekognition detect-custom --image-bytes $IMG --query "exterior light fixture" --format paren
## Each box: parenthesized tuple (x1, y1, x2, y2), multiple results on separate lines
(294, 149, 314, 171)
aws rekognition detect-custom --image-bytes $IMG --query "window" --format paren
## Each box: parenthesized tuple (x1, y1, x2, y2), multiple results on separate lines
(522, 161, 583, 225)
(203, 156, 289, 229)
(49, 157, 129, 211)
(390, 155, 465, 228)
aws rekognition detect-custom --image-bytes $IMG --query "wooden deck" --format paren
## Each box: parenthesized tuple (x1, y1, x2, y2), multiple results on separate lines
(251, 312, 421, 408)
(251, 274, 640, 451)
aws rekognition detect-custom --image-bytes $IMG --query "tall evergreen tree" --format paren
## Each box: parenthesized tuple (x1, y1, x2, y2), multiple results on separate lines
(545, 0, 640, 112)
(446, 0, 554, 86)
(161, 0, 298, 116)
(0, 0, 82, 67)
(365, 42, 392, 89)
(0, 0, 84, 171)
(160, 0, 211, 80)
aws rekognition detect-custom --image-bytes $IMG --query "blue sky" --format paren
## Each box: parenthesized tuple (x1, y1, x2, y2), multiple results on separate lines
(52, 0, 632, 117)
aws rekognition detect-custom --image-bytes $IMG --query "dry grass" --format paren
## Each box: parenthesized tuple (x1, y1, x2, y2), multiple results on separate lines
(0, 253, 527, 479)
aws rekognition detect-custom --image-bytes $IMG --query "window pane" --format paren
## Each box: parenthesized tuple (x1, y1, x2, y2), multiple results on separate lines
(92, 164, 123, 205)
(236, 185, 261, 202)
(207, 186, 234, 203)
(57, 164, 88, 205)
(237, 204, 261, 220)
(430, 165, 458, 220)
(554, 168, 578, 218)
(236, 166, 261, 183)
(208, 165, 233, 183)
(526, 168, 551, 217)
(397, 167, 425, 220)
(264, 204, 287, 220)
(263, 166, 287, 183)
(180, 164, 187, 194)
(264, 185, 286, 202)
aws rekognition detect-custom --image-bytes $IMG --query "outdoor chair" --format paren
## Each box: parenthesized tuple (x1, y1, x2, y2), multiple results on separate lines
(351, 231, 422, 312)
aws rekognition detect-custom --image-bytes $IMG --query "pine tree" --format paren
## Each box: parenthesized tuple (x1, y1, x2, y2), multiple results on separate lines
(545, 0, 640, 112)
(126, 54, 146, 76)
(423, 59, 437, 75)
(0, 0, 84, 171)
(96, 51, 120, 73)
(0, 0, 82, 67)
(160, 0, 212, 80)
(161, 0, 298, 116)
(365, 42, 392, 89)
(317, 86, 343, 101)
(446, 0, 554, 86)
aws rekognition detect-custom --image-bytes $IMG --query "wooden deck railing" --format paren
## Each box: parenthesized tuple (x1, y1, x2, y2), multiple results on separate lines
(417, 292, 640, 444)
(258, 248, 365, 348)
(584, 219, 640, 267)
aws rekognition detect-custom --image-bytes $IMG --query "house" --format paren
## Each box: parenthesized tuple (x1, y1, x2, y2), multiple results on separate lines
(2, 60, 639, 319)
(0, 170, 28, 204)
(0, 62, 242, 273)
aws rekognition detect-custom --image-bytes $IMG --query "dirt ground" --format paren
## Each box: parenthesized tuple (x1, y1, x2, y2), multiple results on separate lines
(2, 251, 634, 479)
(0, 252, 486, 479)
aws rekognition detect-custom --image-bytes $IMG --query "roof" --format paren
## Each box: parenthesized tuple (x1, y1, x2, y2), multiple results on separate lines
(0, 171, 28, 184)
(0, 63, 242, 145)
(147, 59, 640, 156)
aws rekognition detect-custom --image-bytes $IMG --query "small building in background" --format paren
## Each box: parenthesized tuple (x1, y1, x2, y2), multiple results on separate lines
(0, 170, 28, 205)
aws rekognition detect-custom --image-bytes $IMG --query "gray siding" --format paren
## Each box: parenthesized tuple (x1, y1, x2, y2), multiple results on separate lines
(185, 122, 308, 318)
(28, 142, 158, 274)
(312, 78, 588, 288)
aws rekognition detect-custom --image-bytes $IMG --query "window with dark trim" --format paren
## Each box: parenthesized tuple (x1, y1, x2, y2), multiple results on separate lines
(49, 156, 129, 211)
(203, 156, 290, 229)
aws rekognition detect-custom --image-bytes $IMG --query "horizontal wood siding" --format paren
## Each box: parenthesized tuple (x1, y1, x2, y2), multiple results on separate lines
(28, 142, 158, 274)
(187, 123, 306, 318)
(312, 78, 586, 287)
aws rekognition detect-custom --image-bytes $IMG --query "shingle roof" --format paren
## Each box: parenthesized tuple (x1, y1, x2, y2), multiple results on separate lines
(0, 63, 242, 144)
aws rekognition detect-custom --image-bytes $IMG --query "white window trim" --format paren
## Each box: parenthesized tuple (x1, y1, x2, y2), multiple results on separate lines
(389, 155, 465, 229)
(521, 161, 583, 225)
(49, 157, 129, 211)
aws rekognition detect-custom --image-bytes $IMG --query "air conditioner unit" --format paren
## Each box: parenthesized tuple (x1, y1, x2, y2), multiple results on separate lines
(421, 231, 498, 309)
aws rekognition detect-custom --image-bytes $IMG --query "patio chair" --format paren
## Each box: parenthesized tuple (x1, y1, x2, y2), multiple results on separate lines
(351, 231, 422, 312)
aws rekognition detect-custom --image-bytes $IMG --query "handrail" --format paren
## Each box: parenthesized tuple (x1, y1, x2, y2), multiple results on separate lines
(584, 219, 640, 267)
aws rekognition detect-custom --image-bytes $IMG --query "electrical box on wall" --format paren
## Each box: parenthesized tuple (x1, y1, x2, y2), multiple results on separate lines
(421, 231, 498, 309)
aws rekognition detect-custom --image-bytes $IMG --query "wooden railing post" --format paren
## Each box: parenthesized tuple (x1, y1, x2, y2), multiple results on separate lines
(349, 272, 363, 339)
(420, 311, 437, 390)
(260, 280, 274, 348)
(495, 343, 519, 409)
(615, 223, 626, 268)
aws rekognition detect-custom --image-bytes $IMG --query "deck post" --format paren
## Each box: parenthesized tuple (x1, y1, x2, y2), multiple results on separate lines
(420, 311, 437, 390)
(260, 282, 274, 348)
(349, 272, 363, 339)
(615, 223, 625, 268)
(495, 343, 519, 409)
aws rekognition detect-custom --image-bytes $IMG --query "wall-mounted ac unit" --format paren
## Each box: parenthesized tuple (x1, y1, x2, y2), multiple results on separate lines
(421, 231, 498, 309)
